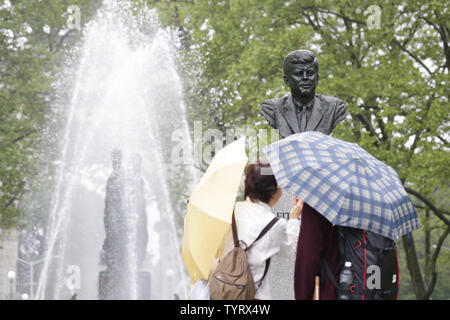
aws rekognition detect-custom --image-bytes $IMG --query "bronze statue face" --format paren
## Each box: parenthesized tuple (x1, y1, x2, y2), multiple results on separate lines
(283, 61, 319, 101)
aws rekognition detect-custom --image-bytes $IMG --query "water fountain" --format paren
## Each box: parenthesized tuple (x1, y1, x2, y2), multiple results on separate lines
(33, 0, 196, 300)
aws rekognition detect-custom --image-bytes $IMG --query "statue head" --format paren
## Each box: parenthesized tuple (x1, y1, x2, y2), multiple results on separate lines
(111, 149, 122, 172)
(130, 152, 142, 174)
(283, 49, 319, 101)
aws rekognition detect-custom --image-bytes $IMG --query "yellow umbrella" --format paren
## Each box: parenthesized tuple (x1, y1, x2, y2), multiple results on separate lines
(182, 137, 248, 283)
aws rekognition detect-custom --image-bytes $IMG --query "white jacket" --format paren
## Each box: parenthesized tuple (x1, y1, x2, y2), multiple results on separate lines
(219, 198, 301, 300)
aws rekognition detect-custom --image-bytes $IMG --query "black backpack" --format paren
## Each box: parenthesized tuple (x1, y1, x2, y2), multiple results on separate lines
(321, 226, 400, 300)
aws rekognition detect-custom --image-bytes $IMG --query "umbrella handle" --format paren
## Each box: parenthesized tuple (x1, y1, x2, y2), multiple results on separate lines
(313, 276, 320, 300)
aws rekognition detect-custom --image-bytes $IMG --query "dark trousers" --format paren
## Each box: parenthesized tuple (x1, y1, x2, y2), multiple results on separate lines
(294, 203, 340, 300)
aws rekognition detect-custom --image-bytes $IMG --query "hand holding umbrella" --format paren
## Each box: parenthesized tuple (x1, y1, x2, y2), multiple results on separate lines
(290, 197, 304, 220)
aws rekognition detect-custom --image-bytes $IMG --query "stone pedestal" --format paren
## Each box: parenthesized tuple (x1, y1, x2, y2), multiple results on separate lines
(99, 270, 151, 300)
(269, 191, 297, 300)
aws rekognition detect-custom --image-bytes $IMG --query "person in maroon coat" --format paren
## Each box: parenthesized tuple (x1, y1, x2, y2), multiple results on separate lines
(294, 202, 341, 300)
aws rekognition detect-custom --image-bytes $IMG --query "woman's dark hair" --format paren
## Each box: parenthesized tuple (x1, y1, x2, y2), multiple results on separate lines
(244, 160, 278, 204)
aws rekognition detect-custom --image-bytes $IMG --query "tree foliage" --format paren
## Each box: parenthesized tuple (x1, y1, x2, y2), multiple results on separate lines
(0, 0, 101, 228)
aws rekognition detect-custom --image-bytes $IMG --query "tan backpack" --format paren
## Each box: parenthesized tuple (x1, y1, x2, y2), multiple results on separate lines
(209, 211, 279, 300)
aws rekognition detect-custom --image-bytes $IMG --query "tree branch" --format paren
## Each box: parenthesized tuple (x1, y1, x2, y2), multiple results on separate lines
(436, 135, 450, 146)
(10, 130, 34, 145)
(414, 203, 450, 215)
(407, 131, 420, 160)
(51, 29, 76, 53)
(421, 226, 450, 299)
(402, 233, 427, 299)
(401, 22, 420, 48)
(405, 187, 450, 226)
(307, 7, 366, 26)
(4, 191, 20, 209)
(392, 39, 433, 75)
(420, 16, 450, 71)
(376, 117, 388, 143)
(354, 113, 380, 143)
(301, 11, 320, 31)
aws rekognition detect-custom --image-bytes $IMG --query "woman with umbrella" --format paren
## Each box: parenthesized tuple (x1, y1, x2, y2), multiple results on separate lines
(183, 138, 303, 300)
(216, 160, 304, 300)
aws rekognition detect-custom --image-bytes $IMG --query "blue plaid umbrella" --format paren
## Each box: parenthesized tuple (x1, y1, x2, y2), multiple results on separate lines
(262, 131, 421, 240)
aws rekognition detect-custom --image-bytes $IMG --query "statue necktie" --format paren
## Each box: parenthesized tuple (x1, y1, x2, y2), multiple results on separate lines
(300, 107, 308, 132)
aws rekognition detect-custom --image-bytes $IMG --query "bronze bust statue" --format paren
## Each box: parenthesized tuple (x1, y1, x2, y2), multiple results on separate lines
(260, 50, 346, 138)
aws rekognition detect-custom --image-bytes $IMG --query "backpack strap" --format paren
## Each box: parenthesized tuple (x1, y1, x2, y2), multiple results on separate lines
(248, 216, 280, 287)
(257, 253, 273, 288)
(249, 216, 280, 248)
(232, 212, 280, 288)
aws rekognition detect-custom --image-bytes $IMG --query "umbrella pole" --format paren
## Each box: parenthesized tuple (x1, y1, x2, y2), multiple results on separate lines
(313, 276, 320, 300)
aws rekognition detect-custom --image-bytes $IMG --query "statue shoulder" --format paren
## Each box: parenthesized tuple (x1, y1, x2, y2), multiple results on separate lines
(260, 95, 289, 128)
(316, 94, 348, 130)
(316, 94, 345, 107)
(261, 95, 289, 109)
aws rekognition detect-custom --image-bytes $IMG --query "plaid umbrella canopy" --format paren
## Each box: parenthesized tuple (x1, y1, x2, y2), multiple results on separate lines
(262, 131, 421, 240)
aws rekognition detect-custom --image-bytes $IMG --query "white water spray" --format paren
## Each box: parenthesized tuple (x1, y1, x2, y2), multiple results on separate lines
(36, 0, 195, 300)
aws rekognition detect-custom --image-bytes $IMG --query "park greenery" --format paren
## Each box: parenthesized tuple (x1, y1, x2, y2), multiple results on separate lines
(0, 0, 101, 229)
(0, 0, 448, 299)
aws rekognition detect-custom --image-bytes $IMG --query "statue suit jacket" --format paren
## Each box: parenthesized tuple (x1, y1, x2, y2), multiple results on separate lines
(260, 94, 347, 138)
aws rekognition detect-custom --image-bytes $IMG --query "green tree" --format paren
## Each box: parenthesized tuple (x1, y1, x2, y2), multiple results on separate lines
(0, 0, 101, 228)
